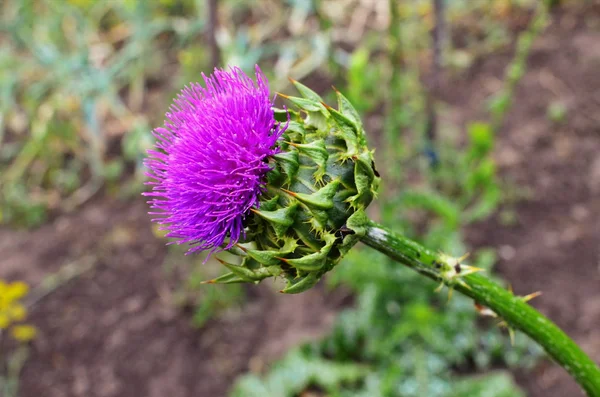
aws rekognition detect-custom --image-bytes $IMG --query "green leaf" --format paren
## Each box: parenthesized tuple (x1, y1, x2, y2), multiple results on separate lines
(280, 271, 320, 294)
(285, 179, 340, 210)
(290, 78, 324, 103)
(448, 372, 526, 397)
(252, 203, 298, 238)
(231, 349, 367, 397)
(400, 190, 461, 228)
(467, 122, 494, 157)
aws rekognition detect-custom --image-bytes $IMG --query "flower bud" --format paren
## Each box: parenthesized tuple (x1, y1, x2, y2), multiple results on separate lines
(145, 66, 379, 293)
(218, 80, 380, 293)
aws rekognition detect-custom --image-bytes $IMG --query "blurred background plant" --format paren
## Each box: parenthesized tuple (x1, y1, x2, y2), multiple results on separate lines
(0, 0, 540, 227)
(0, 280, 36, 397)
(233, 1, 550, 395)
(2, 0, 590, 396)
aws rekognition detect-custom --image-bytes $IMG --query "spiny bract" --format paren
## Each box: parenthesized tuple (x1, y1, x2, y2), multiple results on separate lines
(209, 78, 380, 293)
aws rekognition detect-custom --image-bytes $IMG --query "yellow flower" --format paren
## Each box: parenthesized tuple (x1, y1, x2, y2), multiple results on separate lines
(11, 325, 37, 342)
(0, 280, 32, 331)
(0, 313, 9, 329)
(0, 280, 7, 308)
(5, 281, 29, 301)
(0, 281, 29, 310)
(8, 303, 27, 322)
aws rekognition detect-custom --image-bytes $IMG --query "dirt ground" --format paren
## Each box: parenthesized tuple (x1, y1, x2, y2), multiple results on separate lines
(0, 199, 342, 397)
(1, 4, 599, 397)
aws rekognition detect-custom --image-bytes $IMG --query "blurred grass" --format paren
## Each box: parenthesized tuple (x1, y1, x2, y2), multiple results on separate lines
(0, 0, 207, 225)
(0, 0, 539, 227)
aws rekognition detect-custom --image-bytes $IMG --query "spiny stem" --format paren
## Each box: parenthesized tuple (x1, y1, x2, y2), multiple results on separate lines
(360, 220, 600, 397)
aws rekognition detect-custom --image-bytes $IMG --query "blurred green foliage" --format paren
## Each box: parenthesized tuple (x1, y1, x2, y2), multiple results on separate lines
(547, 101, 568, 124)
(0, 0, 205, 226)
(488, 1, 549, 130)
(0, 345, 29, 397)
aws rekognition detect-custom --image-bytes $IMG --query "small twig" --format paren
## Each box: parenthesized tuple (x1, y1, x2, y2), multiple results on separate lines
(207, 0, 220, 69)
(424, 0, 446, 165)
(26, 256, 97, 308)
(431, 0, 445, 93)
(61, 177, 103, 212)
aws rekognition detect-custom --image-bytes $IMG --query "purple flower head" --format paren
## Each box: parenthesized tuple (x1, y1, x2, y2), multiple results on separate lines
(144, 65, 286, 254)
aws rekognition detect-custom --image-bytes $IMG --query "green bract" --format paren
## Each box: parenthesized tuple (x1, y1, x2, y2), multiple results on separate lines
(208, 80, 380, 293)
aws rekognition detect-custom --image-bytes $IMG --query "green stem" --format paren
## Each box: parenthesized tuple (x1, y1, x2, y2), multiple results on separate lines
(360, 220, 600, 397)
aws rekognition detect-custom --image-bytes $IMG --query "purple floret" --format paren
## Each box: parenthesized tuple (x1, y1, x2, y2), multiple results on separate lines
(144, 65, 285, 254)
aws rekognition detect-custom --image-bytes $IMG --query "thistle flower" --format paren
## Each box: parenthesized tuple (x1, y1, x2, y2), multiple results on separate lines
(145, 65, 380, 293)
(144, 66, 286, 253)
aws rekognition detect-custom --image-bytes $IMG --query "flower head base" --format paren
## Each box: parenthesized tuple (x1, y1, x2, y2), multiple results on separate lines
(144, 66, 286, 253)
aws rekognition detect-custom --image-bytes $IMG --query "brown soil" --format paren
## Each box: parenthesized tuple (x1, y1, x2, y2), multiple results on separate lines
(0, 200, 340, 397)
(1, 4, 599, 397)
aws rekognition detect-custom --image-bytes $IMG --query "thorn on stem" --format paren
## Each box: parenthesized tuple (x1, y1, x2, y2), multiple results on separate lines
(280, 188, 297, 197)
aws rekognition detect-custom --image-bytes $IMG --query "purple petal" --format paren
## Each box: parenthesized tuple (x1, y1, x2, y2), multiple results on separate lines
(144, 65, 285, 254)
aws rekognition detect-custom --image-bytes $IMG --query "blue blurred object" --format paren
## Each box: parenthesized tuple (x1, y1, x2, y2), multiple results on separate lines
(424, 145, 440, 168)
